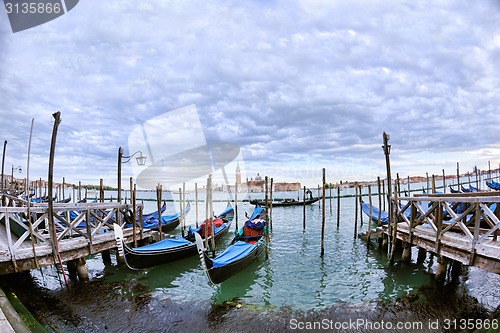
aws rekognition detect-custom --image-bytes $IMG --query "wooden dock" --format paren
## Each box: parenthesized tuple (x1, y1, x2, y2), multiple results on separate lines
(0, 197, 151, 275)
(384, 192, 500, 275)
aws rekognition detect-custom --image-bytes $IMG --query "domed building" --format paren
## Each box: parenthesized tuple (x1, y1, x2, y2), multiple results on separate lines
(247, 173, 265, 192)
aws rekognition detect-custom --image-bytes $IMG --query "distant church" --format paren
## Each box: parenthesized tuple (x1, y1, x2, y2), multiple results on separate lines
(233, 162, 300, 193)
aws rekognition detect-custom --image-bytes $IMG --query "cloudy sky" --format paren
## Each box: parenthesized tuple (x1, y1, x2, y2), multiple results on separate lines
(1, 0, 500, 189)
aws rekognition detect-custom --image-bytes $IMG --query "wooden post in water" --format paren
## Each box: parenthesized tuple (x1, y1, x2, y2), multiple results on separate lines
(432, 175, 436, 194)
(396, 173, 401, 197)
(182, 182, 186, 237)
(389, 183, 399, 265)
(47, 111, 69, 286)
(129, 177, 137, 247)
(303, 186, 306, 231)
(354, 184, 358, 239)
(320, 168, 326, 257)
(442, 169, 446, 193)
(204, 176, 210, 249)
(426, 172, 429, 193)
(336, 182, 341, 228)
(209, 177, 215, 257)
(99, 179, 104, 203)
(377, 177, 382, 226)
(179, 187, 184, 238)
(367, 184, 373, 249)
(407, 175, 410, 196)
(358, 184, 363, 227)
(456, 162, 461, 189)
(156, 184, 163, 241)
(195, 183, 199, 228)
(475, 166, 479, 190)
(269, 177, 273, 232)
(382, 132, 392, 254)
(235, 181, 239, 230)
(265, 176, 270, 259)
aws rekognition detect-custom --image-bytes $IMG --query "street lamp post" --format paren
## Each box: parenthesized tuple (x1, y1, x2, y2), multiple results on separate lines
(117, 147, 146, 203)
(11, 165, 22, 194)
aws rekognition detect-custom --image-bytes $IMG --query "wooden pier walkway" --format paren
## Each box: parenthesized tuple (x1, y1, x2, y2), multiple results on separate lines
(0, 197, 151, 275)
(384, 192, 500, 274)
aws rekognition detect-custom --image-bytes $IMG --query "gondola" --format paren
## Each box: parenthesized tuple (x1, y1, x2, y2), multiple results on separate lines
(114, 203, 234, 269)
(195, 205, 267, 284)
(130, 202, 191, 232)
(361, 201, 413, 225)
(249, 197, 320, 207)
(361, 201, 389, 224)
(486, 180, 500, 191)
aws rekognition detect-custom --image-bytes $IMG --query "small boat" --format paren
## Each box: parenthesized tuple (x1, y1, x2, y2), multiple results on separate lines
(195, 205, 267, 284)
(361, 201, 389, 224)
(114, 203, 234, 269)
(486, 180, 500, 191)
(249, 197, 320, 207)
(361, 201, 414, 224)
(131, 202, 191, 232)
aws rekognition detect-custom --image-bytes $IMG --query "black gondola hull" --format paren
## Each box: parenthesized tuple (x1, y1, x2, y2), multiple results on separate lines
(249, 197, 320, 207)
(203, 240, 265, 284)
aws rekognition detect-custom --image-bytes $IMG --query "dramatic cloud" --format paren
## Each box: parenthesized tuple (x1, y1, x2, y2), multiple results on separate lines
(1, 0, 500, 187)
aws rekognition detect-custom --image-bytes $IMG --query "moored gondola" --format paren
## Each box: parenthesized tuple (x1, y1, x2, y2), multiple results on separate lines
(195, 205, 267, 284)
(114, 203, 233, 269)
(129, 202, 191, 232)
(249, 197, 320, 207)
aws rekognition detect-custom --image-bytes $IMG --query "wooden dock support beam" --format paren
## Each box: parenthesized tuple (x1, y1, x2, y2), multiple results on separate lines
(102, 250, 112, 266)
(401, 243, 412, 262)
(435, 256, 449, 282)
(76, 257, 89, 281)
(417, 247, 427, 264)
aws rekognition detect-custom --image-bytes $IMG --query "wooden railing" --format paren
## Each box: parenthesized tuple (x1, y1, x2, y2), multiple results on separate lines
(391, 192, 500, 264)
(0, 198, 143, 268)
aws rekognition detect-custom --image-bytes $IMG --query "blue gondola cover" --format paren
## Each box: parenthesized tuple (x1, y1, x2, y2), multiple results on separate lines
(211, 241, 256, 268)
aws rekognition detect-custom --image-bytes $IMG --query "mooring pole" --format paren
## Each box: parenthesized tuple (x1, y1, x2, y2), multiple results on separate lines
(156, 184, 163, 241)
(269, 177, 273, 232)
(195, 182, 199, 228)
(47, 111, 68, 286)
(358, 184, 363, 227)
(442, 169, 446, 194)
(336, 182, 341, 228)
(303, 186, 306, 231)
(235, 182, 238, 230)
(320, 168, 326, 257)
(265, 176, 270, 259)
(382, 132, 393, 257)
(354, 184, 358, 239)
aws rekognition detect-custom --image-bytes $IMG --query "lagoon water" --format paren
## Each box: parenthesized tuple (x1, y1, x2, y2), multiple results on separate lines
(3, 186, 500, 332)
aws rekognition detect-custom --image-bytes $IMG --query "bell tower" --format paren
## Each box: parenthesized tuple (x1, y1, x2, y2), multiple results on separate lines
(236, 161, 241, 186)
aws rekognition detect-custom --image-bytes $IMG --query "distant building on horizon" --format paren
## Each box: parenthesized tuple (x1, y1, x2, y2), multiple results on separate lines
(228, 167, 301, 192)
